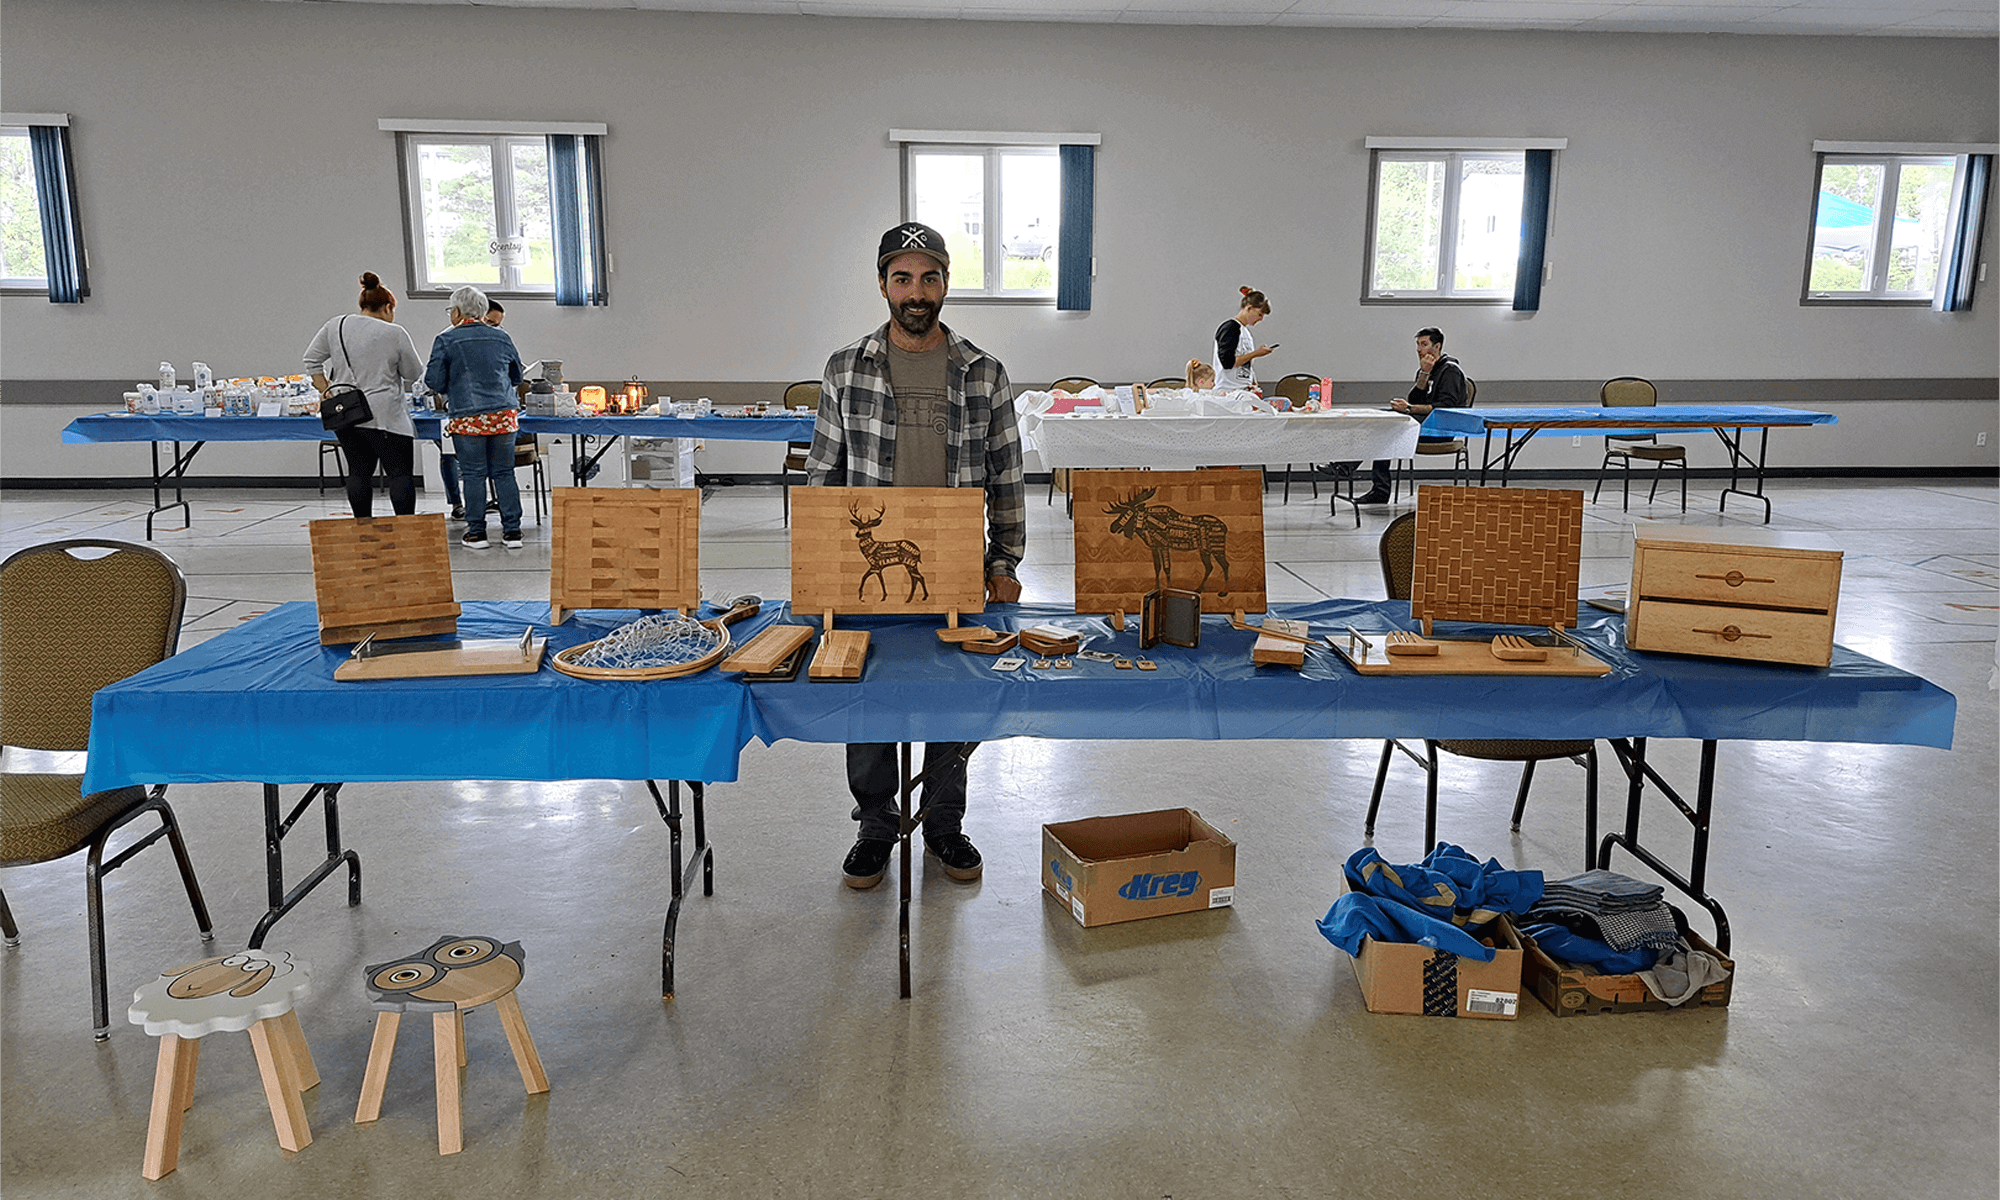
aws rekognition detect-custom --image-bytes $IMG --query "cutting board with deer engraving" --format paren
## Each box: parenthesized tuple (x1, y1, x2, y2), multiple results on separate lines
(791, 487, 987, 615)
(1071, 469, 1266, 615)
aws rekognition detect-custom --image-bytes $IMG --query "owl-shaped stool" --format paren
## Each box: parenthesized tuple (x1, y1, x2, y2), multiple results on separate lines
(127, 949, 317, 1179)
(353, 934, 548, 1155)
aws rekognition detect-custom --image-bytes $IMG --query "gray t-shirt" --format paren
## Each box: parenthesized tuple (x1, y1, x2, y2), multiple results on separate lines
(885, 340, 950, 488)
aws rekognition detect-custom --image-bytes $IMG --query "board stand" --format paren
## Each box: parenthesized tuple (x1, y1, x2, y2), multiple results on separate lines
(646, 779, 713, 1000)
(247, 783, 360, 950)
(894, 742, 978, 999)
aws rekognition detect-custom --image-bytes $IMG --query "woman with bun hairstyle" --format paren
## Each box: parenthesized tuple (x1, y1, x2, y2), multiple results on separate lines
(1211, 286, 1274, 395)
(303, 272, 426, 518)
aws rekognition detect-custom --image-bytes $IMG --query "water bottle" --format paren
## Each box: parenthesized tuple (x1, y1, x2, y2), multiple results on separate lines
(158, 362, 176, 391)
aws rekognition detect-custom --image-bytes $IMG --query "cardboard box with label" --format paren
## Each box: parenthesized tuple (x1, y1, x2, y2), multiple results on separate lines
(1348, 917, 1524, 1019)
(1043, 807, 1236, 927)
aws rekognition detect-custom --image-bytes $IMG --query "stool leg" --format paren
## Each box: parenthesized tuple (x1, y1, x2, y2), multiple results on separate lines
(494, 991, 549, 1095)
(355, 1012, 400, 1123)
(433, 1011, 464, 1155)
(277, 1009, 319, 1090)
(456, 1009, 468, 1067)
(142, 1034, 198, 1180)
(247, 1018, 312, 1153)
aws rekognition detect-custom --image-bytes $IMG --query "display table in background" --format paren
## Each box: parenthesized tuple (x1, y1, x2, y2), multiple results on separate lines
(1029, 409, 1419, 472)
(1420, 404, 1838, 521)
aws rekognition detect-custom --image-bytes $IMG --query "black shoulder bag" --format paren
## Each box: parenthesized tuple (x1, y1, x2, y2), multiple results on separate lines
(319, 316, 375, 431)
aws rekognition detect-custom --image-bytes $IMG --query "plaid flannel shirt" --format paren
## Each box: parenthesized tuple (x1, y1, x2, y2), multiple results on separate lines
(806, 322, 1026, 580)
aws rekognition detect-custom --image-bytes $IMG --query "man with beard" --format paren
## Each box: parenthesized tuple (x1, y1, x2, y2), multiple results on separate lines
(806, 221, 1025, 890)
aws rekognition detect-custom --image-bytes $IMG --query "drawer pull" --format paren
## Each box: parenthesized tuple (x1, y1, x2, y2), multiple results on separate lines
(1695, 571, 1775, 588)
(1692, 624, 1771, 642)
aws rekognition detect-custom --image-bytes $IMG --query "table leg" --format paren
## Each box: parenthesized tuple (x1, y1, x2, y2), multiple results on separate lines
(568, 432, 623, 487)
(1715, 425, 1775, 524)
(249, 783, 361, 949)
(649, 779, 714, 1001)
(142, 1033, 198, 1180)
(898, 743, 916, 1000)
(247, 1018, 312, 1153)
(144, 440, 199, 540)
(1599, 737, 1733, 953)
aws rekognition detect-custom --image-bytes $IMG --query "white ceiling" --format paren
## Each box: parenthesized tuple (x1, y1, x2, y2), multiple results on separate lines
(284, 0, 1997, 38)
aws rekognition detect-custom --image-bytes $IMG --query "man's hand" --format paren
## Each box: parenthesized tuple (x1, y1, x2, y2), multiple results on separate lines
(986, 574, 1022, 604)
(1416, 345, 1441, 373)
(1390, 397, 1411, 414)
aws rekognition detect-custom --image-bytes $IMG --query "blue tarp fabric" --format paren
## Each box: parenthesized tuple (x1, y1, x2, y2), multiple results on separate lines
(1316, 844, 1544, 963)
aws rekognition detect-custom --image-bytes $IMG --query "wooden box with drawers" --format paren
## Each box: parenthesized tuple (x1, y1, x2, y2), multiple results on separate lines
(1626, 526, 1842, 667)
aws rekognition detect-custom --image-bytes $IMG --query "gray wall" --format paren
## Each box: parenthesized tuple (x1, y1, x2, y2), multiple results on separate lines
(2, 0, 1996, 480)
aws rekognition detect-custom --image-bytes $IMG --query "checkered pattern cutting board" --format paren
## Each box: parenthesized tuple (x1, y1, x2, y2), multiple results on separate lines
(1411, 487, 1582, 629)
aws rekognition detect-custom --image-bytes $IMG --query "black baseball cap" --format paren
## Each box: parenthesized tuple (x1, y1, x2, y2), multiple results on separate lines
(877, 222, 950, 272)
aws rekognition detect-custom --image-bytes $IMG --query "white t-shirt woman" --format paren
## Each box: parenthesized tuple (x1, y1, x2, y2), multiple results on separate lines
(1211, 287, 1273, 394)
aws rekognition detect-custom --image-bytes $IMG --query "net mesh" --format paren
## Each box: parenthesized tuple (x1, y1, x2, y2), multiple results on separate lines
(571, 613, 721, 670)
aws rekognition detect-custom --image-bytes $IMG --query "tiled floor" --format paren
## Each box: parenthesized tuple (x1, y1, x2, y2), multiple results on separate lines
(1, 475, 1995, 1199)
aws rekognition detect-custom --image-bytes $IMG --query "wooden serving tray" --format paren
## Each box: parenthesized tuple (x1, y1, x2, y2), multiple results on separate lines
(335, 634, 546, 681)
(1328, 631, 1611, 677)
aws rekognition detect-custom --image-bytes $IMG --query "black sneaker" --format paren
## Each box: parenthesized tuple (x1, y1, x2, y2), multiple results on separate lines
(842, 838, 894, 889)
(449, 504, 466, 522)
(924, 832, 983, 882)
(502, 530, 523, 549)
(1354, 490, 1392, 505)
(461, 531, 490, 549)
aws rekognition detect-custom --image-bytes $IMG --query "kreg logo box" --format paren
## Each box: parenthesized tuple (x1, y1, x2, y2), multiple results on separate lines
(1042, 807, 1236, 928)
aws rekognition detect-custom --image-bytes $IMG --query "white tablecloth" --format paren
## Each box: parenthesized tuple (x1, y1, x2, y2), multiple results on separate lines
(1029, 409, 1421, 470)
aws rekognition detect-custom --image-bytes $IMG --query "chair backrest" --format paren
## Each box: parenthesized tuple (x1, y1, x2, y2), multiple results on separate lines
(0, 540, 186, 752)
(782, 380, 821, 410)
(1048, 377, 1098, 395)
(1272, 373, 1318, 409)
(1600, 377, 1657, 408)
(1378, 511, 1418, 601)
(1465, 377, 1477, 406)
(1147, 376, 1187, 390)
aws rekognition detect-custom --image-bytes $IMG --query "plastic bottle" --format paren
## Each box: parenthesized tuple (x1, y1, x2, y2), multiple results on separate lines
(192, 362, 213, 390)
(158, 362, 176, 391)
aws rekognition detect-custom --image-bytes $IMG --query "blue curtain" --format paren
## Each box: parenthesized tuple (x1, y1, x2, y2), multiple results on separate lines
(1511, 148, 1552, 313)
(1057, 144, 1094, 312)
(548, 134, 608, 307)
(28, 124, 88, 304)
(1938, 154, 1990, 313)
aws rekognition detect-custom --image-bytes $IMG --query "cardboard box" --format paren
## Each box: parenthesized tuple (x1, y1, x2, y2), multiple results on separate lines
(1348, 917, 1523, 1019)
(1043, 808, 1236, 927)
(1520, 926, 1734, 1017)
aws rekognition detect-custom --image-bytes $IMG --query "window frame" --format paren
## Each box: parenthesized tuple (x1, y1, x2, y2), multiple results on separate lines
(0, 125, 49, 294)
(1360, 136, 1564, 307)
(397, 133, 553, 299)
(901, 141, 1061, 303)
(1801, 149, 1966, 307)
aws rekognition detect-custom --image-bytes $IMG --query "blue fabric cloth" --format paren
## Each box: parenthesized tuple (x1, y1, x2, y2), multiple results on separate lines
(425, 322, 523, 417)
(1521, 923, 1658, 974)
(1315, 843, 1544, 964)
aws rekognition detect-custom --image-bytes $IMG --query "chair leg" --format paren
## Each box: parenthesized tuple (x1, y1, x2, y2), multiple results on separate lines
(1592, 450, 1614, 503)
(142, 1034, 198, 1180)
(1365, 740, 1394, 835)
(1510, 760, 1537, 831)
(1, 886, 16, 946)
(156, 793, 216, 941)
(1677, 461, 1688, 513)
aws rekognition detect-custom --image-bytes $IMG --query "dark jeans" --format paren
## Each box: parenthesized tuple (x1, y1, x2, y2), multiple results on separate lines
(333, 426, 416, 518)
(846, 741, 976, 842)
(433, 441, 462, 506)
(452, 430, 521, 535)
(1330, 459, 1394, 495)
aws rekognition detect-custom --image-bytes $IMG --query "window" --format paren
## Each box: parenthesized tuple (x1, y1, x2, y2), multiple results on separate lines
(0, 128, 48, 288)
(1, 114, 89, 302)
(906, 145, 1059, 297)
(893, 130, 1099, 309)
(383, 119, 608, 306)
(1363, 137, 1564, 310)
(1803, 145, 1991, 307)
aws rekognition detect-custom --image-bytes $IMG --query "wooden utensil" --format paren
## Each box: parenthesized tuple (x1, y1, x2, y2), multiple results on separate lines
(1491, 633, 1548, 662)
(1384, 631, 1439, 657)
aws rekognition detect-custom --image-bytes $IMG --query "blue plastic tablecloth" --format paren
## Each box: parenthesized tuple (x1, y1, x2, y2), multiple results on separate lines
(1421, 404, 1837, 440)
(744, 600, 1954, 750)
(84, 600, 787, 792)
(85, 598, 1954, 793)
(62, 412, 817, 445)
